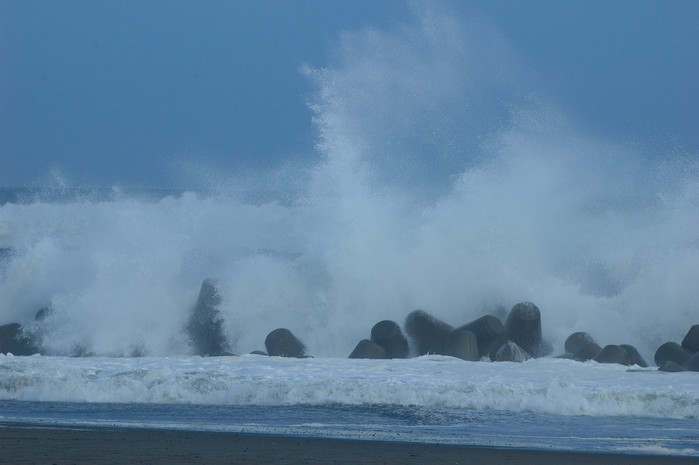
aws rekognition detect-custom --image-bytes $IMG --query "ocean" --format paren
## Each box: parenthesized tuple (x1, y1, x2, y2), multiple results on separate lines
(1, 354, 698, 455)
(1, 186, 698, 457)
(1, 6, 698, 456)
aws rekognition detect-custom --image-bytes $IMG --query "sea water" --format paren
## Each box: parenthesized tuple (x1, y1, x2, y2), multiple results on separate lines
(1, 4, 698, 457)
(0, 354, 698, 455)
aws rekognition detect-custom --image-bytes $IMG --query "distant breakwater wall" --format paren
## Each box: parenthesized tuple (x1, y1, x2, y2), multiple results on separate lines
(2, 279, 698, 373)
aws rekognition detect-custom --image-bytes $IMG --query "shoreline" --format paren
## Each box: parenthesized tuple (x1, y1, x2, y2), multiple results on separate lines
(1, 424, 696, 465)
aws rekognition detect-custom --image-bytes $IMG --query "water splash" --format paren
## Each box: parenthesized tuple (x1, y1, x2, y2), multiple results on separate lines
(0, 4, 697, 359)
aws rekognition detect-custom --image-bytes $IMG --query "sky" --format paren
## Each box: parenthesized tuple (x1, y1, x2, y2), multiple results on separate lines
(1, 0, 697, 188)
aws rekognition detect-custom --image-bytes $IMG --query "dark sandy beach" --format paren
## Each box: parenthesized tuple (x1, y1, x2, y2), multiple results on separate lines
(1, 425, 696, 465)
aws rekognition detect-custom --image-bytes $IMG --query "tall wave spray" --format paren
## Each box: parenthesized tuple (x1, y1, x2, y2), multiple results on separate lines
(1, 6, 697, 358)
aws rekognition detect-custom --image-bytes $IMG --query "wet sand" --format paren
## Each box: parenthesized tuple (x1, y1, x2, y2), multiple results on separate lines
(0, 424, 696, 465)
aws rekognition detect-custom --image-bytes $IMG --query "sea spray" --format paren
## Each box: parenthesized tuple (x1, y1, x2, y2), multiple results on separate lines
(0, 5, 697, 359)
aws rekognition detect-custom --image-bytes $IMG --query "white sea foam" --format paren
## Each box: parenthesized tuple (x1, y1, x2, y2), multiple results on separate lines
(0, 355, 697, 419)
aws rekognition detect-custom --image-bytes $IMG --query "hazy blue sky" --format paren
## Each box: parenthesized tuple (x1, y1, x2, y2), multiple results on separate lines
(1, 0, 697, 188)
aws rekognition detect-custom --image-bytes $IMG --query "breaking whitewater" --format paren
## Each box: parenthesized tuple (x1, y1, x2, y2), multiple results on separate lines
(1, 5, 698, 456)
